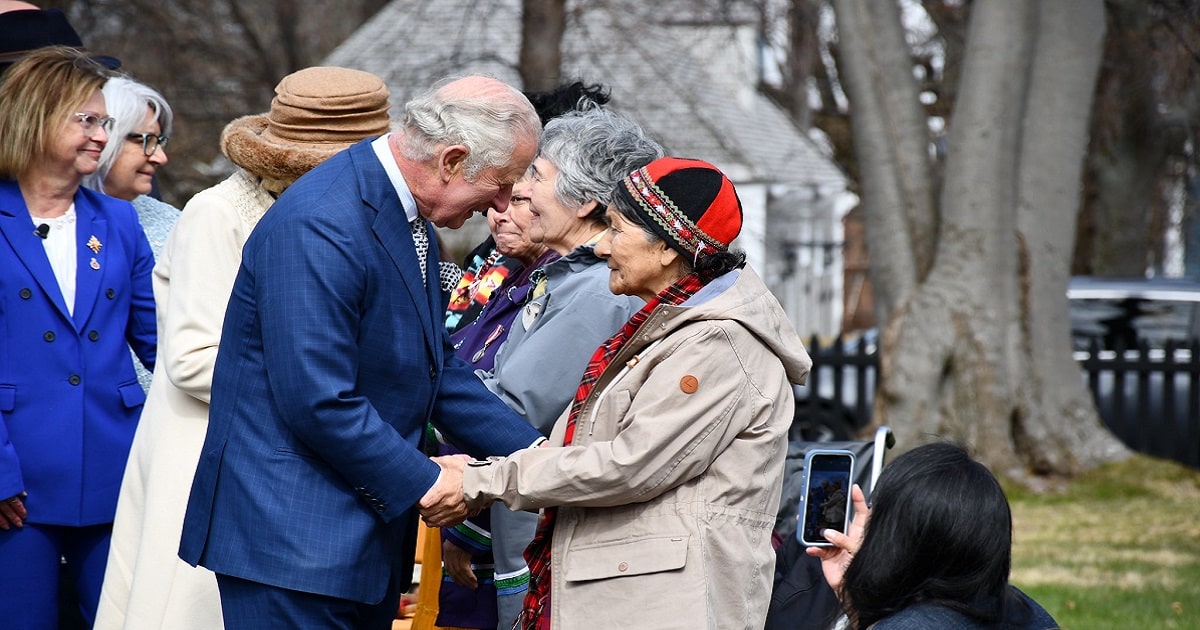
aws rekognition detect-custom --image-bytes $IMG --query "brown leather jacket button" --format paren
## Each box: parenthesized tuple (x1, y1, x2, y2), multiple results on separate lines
(679, 375, 699, 394)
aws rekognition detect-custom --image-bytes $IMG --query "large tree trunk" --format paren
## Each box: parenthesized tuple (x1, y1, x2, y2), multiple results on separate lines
(830, 0, 936, 327)
(835, 0, 1128, 476)
(881, 0, 1035, 475)
(519, 0, 567, 91)
(1012, 0, 1129, 474)
(1073, 0, 1198, 278)
(773, 0, 822, 130)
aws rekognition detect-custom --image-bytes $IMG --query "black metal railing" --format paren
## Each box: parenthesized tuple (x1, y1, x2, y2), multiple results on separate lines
(791, 335, 878, 442)
(793, 334, 1200, 468)
(1077, 338, 1200, 468)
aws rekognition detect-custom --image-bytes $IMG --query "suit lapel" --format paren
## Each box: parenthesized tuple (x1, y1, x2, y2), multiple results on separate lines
(355, 143, 440, 360)
(0, 181, 73, 321)
(72, 193, 105, 331)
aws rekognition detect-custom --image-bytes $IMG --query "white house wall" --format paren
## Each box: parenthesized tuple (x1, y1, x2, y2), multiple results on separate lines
(733, 182, 768, 276)
(763, 187, 850, 338)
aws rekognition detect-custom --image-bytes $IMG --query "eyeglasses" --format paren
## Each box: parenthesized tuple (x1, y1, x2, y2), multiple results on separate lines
(127, 132, 169, 157)
(72, 112, 116, 136)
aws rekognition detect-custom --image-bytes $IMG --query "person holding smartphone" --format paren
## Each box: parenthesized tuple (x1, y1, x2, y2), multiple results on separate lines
(807, 442, 1058, 630)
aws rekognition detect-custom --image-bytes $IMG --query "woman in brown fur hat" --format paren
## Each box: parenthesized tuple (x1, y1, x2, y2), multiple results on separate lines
(94, 66, 392, 630)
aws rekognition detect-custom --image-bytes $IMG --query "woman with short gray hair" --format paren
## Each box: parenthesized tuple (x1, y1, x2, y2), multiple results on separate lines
(84, 76, 173, 201)
(83, 75, 179, 390)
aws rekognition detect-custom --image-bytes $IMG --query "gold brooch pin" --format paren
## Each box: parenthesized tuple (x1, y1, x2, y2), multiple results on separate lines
(87, 235, 102, 253)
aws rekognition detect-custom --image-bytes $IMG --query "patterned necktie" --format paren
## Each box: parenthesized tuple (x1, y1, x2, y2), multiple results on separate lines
(411, 216, 428, 286)
(438, 261, 464, 294)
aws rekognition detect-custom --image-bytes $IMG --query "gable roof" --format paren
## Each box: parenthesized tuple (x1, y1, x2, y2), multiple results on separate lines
(325, 0, 845, 189)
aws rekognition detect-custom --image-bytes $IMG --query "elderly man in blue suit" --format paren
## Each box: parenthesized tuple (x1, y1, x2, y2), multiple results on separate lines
(179, 75, 545, 629)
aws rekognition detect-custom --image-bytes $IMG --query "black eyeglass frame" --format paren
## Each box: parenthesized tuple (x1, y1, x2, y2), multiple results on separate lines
(127, 132, 169, 157)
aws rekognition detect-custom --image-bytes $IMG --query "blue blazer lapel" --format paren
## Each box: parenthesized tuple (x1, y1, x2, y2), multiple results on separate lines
(71, 193, 105, 331)
(354, 144, 441, 360)
(0, 181, 73, 321)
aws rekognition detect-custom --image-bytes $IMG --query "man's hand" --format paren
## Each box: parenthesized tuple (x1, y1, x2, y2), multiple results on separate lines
(806, 483, 870, 594)
(442, 537, 479, 588)
(419, 455, 470, 527)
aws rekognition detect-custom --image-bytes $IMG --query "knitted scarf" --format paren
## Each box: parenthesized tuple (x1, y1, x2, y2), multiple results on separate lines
(518, 272, 706, 629)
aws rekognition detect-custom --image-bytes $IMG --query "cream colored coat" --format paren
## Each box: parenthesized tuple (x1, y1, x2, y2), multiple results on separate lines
(463, 267, 812, 630)
(95, 170, 274, 630)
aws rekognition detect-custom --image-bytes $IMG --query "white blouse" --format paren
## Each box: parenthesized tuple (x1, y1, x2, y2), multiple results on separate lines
(35, 204, 79, 316)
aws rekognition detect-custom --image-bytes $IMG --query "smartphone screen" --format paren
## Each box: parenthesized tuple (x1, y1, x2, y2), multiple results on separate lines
(798, 450, 855, 546)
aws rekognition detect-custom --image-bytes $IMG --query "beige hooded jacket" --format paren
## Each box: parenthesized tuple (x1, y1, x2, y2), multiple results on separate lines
(463, 266, 812, 630)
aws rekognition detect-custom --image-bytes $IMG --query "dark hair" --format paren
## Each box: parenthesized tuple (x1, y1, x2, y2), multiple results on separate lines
(609, 195, 745, 282)
(524, 80, 611, 125)
(841, 442, 1019, 629)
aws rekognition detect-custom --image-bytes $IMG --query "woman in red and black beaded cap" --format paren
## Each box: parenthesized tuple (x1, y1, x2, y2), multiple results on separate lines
(453, 157, 814, 630)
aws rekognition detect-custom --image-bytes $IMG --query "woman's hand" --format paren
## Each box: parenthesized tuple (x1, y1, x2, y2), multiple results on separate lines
(0, 493, 27, 530)
(442, 537, 479, 589)
(806, 483, 869, 594)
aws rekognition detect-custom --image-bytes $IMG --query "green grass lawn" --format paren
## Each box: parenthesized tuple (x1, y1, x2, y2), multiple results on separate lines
(1006, 455, 1200, 629)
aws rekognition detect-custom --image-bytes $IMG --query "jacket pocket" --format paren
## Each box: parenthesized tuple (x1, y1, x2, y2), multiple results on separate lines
(118, 382, 147, 408)
(562, 535, 689, 582)
(0, 385, 13, 412)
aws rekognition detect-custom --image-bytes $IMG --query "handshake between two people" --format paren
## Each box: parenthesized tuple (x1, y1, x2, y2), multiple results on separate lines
(417, 454, 481, 528)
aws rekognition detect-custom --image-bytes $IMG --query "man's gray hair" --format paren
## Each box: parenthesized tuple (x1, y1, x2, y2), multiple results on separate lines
(539, 105, 664, 222)
(399, 77, 541, 181)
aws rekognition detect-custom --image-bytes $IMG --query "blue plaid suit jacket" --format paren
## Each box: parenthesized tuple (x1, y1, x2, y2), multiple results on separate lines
(178, 139, 542, 604)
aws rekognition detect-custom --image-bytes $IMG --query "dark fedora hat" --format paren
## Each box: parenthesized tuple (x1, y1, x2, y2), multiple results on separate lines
(0, 8, 120, 70)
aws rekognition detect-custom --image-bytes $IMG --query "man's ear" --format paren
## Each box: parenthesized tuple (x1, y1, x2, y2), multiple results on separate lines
(439, 145, 470, 182)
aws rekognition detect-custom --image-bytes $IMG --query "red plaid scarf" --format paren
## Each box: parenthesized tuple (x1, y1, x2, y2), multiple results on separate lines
(518, 272, 706, 629)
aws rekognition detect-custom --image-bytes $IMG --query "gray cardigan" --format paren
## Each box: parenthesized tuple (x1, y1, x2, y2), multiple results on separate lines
(132, 194, 180, 391)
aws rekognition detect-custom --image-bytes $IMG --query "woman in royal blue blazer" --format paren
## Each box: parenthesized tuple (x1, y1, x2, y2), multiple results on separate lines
(0, 46, 156, 628)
